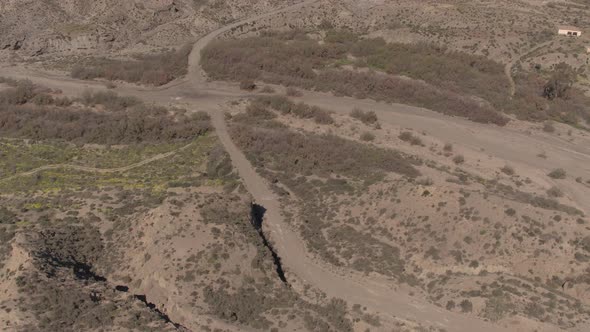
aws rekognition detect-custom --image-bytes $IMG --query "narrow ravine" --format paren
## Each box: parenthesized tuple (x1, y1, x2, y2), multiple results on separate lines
(36, 245, 189, 331)
(250, 203, 289, 285)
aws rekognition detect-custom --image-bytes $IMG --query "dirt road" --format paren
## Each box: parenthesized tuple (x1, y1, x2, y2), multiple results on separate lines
(1, 1, 589, 330)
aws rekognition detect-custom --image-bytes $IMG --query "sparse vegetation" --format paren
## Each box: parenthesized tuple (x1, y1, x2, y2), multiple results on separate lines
(71, 45, 192, 86)
(399, 131, 423, 146)
(350, 108, 378, 125)
(201, 31, 509, 125)
(548, 168, 567, 179)
(547, 186, 563, 198)
(543, 121, 556, 133)
(240, 79, 256, 91)
(252, 95, 334, 125)
(360, 132, 375, 141)
(286, 87, 303, 97)
(453, 155, 465, 164)
(0, 86, 210, 144)
(500, 165, 515, 176)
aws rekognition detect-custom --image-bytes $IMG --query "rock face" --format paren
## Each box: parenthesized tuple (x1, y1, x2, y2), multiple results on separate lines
(0, 0, 297, 57)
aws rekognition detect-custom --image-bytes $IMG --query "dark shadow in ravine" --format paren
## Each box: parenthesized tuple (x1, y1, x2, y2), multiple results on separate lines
(251, 203, 289, 285)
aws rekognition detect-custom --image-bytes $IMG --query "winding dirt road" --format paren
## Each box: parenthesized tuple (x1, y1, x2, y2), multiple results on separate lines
(2, 1, 590, 331)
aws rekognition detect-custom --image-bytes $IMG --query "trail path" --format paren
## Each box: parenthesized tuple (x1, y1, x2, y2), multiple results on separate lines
(2, 1, 589, 330)
(0, 142, 194, 183)
(505, 40, 554, 96)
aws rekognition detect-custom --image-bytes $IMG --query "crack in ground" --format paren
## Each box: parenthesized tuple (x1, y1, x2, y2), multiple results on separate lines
(251, 203, 289, 285)
(36, 244, 190, 331)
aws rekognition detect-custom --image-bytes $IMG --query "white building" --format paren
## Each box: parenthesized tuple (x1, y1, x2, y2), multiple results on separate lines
(558, 26, 582, 37)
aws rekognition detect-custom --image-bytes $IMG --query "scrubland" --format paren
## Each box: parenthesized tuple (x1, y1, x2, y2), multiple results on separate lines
(224, 97, 590, 329)
(202, 30, 590, 128)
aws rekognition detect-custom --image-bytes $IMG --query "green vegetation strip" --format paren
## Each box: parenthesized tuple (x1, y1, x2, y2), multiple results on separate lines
(0, 136, 215, 194)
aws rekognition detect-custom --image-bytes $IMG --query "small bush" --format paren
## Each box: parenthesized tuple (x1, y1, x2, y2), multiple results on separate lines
(505, 208, 516, 216)
(0, 76, 19, 87)
(31, 93, 55, 105)
(254, 96, 333, 124)
(240, 80, 256, 91)
(446, 301, 456, 310)
(350, 108, 378, 125)
(360, 132, 375, 141)
(543, 121, 556, 133)
(453, 155, 465, 164)
(460, 300, 473, 313)
(260, 86, 275, 93)
(286, 87, 303, 97)
(547, 186, 563, 198)
(500, 165, 515, 176)
(443, 143, 453, 152)
(398, 131, 423, 146)
(0, 80, 35, 105)
(416, 177, 433, 186)
(548, 168, 566, 179)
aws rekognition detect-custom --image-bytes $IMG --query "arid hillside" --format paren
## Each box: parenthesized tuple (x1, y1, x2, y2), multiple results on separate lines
(2, 0, 590, 331)
(0, 0, 295, 56)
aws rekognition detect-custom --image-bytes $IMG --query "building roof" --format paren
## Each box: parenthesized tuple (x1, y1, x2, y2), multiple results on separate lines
(558, 26, 582, 31)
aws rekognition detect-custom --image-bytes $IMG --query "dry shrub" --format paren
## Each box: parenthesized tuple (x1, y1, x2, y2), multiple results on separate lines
(240, 80, 256, 91)
(0, 90, 210, 144)
(203, 33, 590, 127)
(453, 155, 465, 164)
(547, 186, 563, 198)
(501, 165, 515, 176)
(350, 108, 378, 125)
(548, 168, 566, 179)
(71, 44, 192, 86)
(543, 121, 556, 133)
(398, 131, 423, 146)
(201, 33, 509, 125)
(286, 87, 303, 97)
(260, 86, 275, 93)
(254, 96, 333, 125)
(360, 132, 375, 141)
(0, 79, 35, 105)
(229, 111, 419, 180)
